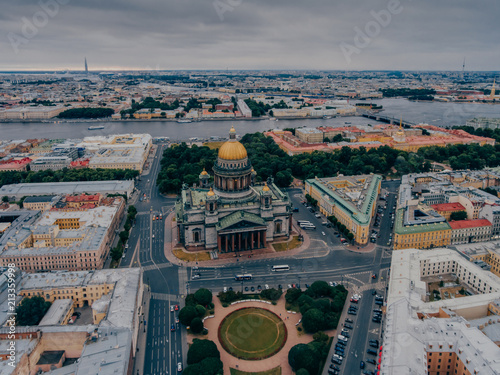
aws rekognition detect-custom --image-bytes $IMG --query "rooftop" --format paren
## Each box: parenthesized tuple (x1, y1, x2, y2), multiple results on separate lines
(430, 202, 466, 211)
(449, 219, 492, 230)
(305, 174, 382, 226)
(0, 180, 134, 198)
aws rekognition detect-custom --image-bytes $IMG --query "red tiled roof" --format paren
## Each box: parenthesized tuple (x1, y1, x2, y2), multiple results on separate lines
(66, 194, 100, 203)
(449, 219, 491, 230)
(431, 203, 466, 212)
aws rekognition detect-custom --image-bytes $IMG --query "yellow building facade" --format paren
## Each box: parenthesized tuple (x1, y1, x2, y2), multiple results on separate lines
(305, 175, 381, 245)
(393, 209, 452, 250)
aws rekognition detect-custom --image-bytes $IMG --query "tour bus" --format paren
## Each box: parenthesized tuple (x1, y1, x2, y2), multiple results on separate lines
(297, 220, 312, 225)
(299, 222, 315, 227)
(234, 274, 253, 281)
(301, 224, 316, 230)
(272, 265, 290, 272)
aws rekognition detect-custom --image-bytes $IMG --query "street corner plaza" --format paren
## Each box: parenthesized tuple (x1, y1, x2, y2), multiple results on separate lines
(218, 307, 287, 360)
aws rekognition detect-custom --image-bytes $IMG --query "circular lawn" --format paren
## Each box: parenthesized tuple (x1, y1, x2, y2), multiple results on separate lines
(218, 307, 287, 360)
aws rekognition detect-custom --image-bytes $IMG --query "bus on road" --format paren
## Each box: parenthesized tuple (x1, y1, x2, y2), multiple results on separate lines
(272, 265, 290, 272)
(234, 274, 253, 281)
(297, 220, 312, 225)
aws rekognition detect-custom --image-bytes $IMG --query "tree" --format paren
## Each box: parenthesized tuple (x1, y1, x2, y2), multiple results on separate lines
(347, 232, 354, 241)
(187, 339, 220, 365)
(307, 281, 331, 298)
(450, 211, 468, 221)
(302, 308, 325, 333)
(296, 369, 310, 375)
(275, 170, 293, 187)
(16, 296, 52, 326)
(184, 357, 223, 375)
(57, 107, 114, 119)
(179, 305, 199, 326)
(110, 247, 123, 261)
(194, 288, 212, 306)
(195, 304, 206, 317)
(288, 343, 320, 374)
(297, 294, 315, 315)
(119, 230, 129, 243)
(190, 317, 204, 334)
(1, 196, 8, 202)
(332, 134, 344, 143)
(313, 331, 329, 342)
(285, 288, 303, 304)
(260, 288, 282, 301)
(185, 293, 197, 306)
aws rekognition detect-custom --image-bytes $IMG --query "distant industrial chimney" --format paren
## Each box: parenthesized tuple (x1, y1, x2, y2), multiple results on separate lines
(84, 57, 88, 74)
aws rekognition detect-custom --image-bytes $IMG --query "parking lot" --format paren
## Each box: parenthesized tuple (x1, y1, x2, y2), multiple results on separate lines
(325, 288, 385, 375)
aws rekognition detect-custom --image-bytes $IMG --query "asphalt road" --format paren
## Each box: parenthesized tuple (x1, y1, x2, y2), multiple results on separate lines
(121, 145, 400, 375)
(119, 143, 183, 375)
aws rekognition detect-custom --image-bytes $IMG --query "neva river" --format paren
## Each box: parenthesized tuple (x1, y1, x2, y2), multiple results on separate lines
(1, 99, 499, 141)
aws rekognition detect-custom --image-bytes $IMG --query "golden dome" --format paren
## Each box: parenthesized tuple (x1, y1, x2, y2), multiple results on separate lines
(200, 168, 208, 176)
(218, 140, 247, 160)
(262, 182, 270, 192)
(207, 187, 215, 196)
(229, 126, 236, 133)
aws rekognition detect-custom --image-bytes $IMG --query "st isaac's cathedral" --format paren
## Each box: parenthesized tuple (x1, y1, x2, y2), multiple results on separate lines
(176, 127, 292, 253)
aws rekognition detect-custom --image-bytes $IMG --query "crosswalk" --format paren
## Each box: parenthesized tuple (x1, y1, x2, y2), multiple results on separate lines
(150, 292, 174, 301)
(142, 263, 173, 271)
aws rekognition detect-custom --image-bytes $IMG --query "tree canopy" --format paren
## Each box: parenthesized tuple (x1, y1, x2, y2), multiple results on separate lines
(194, 288, 213, 306)
(186, 339, 221, 365)
(179, 305, 199, 326)
(16, 296, 52, 326)
(58, 107, 114, 119)
(450, 211, 468, 221)
(0, 168, 139, 189)
(288, 343, 321, 375)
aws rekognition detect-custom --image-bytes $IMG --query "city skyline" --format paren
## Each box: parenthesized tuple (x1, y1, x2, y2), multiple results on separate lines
(2, 0, 500, 71)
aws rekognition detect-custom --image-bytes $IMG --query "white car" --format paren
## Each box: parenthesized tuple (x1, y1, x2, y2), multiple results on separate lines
(177, 362, 183, 372)
(321, 231, 326, 236)
(265, 284, 269, 289)
(223, 287, 227, 292)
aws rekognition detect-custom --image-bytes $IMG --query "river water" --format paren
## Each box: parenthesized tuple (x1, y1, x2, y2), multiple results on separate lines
(1, 98, 499, 141)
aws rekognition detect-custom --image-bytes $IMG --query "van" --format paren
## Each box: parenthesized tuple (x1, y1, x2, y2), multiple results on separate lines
(367, 349, 377, 356)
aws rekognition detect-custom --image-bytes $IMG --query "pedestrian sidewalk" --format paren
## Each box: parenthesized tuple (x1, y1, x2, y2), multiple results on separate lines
(344, 241, 377, 253)
(133, 283, 151, 375)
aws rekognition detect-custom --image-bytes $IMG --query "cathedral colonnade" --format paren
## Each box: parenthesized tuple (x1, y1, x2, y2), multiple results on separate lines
(217, 228, 267, 253)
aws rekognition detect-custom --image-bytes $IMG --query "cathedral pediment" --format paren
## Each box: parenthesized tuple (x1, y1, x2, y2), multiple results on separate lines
(216, 211, 266, 231)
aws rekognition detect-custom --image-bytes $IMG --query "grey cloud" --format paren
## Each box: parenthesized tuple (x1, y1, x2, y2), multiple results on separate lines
(1, 0, 499, 70)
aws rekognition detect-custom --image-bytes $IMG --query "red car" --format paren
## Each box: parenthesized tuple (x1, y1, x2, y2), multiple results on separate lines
(174, 305, 179, 311)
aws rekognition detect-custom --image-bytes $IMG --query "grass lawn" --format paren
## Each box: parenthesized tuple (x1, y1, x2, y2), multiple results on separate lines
(230, 367, 282, 375)
(219, 307, 287, 360)
(172, 249, 211, 262)
(203, 141, 225, 149)
(272, 236, 301, 252)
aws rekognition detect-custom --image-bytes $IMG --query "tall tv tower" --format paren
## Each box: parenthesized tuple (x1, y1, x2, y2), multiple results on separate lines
(84, 57, 88, 74)
(461, 57, 465, 80)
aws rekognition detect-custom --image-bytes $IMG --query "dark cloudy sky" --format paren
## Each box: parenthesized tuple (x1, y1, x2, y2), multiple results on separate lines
(2, 0, 499, 71)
